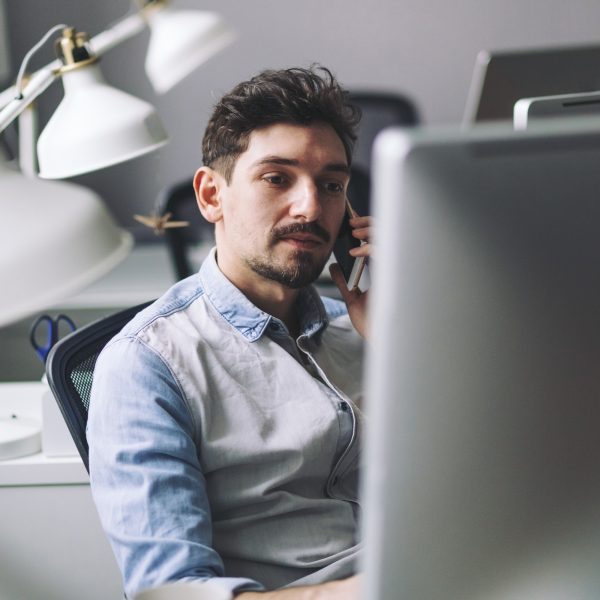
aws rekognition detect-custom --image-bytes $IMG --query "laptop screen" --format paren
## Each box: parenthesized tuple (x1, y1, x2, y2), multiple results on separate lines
(463, 44, 600, 125)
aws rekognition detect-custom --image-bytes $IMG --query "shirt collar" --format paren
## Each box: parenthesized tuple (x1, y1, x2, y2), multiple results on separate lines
(199, 247, 329, 342)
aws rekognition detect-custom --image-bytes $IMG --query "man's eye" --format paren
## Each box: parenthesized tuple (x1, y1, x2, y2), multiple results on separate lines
(323, 181, 344, 194)
(263, 174, 286, 185)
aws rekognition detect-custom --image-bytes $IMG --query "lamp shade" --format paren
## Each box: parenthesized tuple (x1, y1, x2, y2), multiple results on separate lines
(0, 160, 133, 326)
(37, 64, 168, 179)
(144, 8, 235, 94)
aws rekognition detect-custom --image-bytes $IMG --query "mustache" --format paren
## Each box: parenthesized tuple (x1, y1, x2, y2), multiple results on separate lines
(271, 222, 331, 244)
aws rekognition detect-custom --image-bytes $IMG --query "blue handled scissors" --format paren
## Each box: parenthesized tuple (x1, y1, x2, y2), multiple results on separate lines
(29, 314, 77, 363)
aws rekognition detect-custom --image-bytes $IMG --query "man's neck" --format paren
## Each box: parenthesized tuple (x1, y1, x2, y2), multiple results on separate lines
(216, 255, 302, 337)
(245, 284, 301, 338)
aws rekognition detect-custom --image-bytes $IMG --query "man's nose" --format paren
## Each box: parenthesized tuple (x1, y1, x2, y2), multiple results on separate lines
(289, 180, 322, 221)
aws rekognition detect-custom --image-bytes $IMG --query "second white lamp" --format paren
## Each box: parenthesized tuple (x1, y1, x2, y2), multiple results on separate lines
(144, 2, 236, 94)
(37, 27, 168, 179)
(0, 158, 133, 327)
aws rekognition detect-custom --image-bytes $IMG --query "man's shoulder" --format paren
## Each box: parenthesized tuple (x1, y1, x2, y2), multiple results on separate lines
(116, 274, 207, 340)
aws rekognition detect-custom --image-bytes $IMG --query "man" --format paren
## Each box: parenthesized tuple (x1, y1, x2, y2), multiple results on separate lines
(87, 66, 371, 599)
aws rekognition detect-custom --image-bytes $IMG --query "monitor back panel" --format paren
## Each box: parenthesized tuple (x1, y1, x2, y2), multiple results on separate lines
(363, 120, 600, 600)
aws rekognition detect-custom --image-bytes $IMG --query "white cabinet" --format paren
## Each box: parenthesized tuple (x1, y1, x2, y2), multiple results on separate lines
(0, 383, 123, 600)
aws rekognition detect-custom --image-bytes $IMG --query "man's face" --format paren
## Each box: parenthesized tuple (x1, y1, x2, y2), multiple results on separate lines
(213, 122, 350, 290)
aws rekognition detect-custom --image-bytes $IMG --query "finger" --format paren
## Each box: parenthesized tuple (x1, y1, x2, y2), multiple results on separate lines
(349, 243, 370, 258)
(352, 227, 371, 240)
(330, 263, 367, 305)
(329, 263, 354, 304)
(349, 216, 371, 228)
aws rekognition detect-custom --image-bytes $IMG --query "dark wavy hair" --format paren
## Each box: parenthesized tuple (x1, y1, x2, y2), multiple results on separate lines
(202, 66, 361, 182)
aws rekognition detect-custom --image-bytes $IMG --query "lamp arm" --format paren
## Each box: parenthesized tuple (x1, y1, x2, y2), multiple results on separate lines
(18, 104, 38, 177)
(0, 59, 62, 112)
(0, 66, 57, 134)
(88, 10, 147, 56)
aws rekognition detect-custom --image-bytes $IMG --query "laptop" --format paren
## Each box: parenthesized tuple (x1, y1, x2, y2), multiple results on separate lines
(462, 44, 600, 125)
(514, 90, 600, 130)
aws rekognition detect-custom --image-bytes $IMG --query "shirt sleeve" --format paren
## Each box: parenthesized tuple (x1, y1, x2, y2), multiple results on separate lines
(87, 336, 264, 598)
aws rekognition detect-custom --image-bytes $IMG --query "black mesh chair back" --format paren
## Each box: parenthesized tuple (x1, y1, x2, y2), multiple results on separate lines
(45, 301, 153, 472)
(159, 91, 419, 279)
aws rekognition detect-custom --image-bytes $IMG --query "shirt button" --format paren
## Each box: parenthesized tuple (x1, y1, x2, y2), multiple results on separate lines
(339, 401, 349, 412)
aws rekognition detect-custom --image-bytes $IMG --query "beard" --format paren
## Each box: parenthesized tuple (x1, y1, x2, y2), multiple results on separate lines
(247, 249, 327, 288)
(245, 222, 332, 289)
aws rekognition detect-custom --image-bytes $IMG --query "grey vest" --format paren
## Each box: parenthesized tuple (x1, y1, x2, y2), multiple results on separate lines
(137, 285, 365, 589)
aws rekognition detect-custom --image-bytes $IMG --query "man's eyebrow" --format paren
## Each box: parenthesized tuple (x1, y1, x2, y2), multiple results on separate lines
(252, 156, 350, 174)
(323, 162, 351, 175)
(252, 156, 299, 168)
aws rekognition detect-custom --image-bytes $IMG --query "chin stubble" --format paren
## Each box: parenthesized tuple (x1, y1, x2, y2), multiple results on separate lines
(247, 222, 332, 289)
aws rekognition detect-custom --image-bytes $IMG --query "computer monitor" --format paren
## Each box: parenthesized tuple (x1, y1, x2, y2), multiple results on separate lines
(463, 44, 600, 125)
(362, 117, 600, 600)
(514, 90, 600, 130)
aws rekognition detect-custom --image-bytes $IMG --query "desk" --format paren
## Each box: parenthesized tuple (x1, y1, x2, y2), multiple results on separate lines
(0, 242, 177, 382)
(0, 382, 123, 600)
(61, 241, 177, 309)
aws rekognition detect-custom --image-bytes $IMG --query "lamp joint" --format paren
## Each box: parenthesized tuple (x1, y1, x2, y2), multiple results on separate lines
(54, 27, 99, 75)
(138, 0, 169, 21)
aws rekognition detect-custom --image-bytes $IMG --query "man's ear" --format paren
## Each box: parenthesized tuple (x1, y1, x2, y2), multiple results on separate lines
(193, 166, 225, 224)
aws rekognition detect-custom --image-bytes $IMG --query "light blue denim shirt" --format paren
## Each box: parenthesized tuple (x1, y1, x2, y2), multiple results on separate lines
(87, 248, 364, 598)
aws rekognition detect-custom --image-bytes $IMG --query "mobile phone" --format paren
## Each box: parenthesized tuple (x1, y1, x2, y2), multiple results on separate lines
(332, 199, 367, 290)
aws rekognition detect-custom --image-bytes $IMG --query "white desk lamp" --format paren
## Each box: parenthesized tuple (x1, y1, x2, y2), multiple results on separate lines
(143, 0, 236, 94)
(37, 26, 168, 179)
(0, 3, 234, 459)
(0, 24, 167, 327)
(0, 158, 133, 328)
(0, 2, 235, 326)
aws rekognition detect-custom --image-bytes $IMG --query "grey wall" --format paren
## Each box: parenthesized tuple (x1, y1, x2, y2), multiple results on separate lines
(4, 0, 600, 231)
(0, 0, 9, 82)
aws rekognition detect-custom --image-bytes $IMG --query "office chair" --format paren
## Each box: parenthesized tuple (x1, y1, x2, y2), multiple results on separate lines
(345, 91, 419, 217)
(348, 90, 419, 169)
(159, 91, 419, 280)
(158, 177, 211, 281)
(45, 300, 153, 472)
